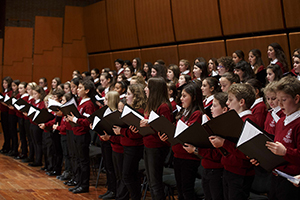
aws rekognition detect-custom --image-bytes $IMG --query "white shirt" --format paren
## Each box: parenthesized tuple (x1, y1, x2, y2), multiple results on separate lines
(169, 97, 174, 102)
(284, 110, 300, 126)
(203, 95, 214, 108)
(239, 110, 252, 118)
(117, 68, 124, 75)
(270, 58, 278, 65)
(181, 70, 190, 75)
(43, 87, 48, 91)
(94, 78, 99, 83)
(250, 97, 263, 109)
(21, 93, 29, 98)
(211, 70, 219, 76)
(79, 97, 90, 106)
(35, 99, 41, 104)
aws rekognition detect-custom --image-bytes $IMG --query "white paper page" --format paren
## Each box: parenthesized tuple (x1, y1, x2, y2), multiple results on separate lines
(275, 169, 300, 185)
(148, 110, 159, 124)
(61, 97, 77, 108)
(132, 110, 143, 120)
(103, 107, 112, 118)
(92, 116, 101, 130)
(12, 98, 17, 105)
(201, 114, 209, 125)
(121, 105, 131, 118)
(0, 95, 3, 100)
(48, 98, 62, 108)
(174, 119, 188, 138)
(28, 106, 37, 116)
(237, 120, 261, 147)
(14, 104, 25, 111)
(4, 94, 10, 102)
(271, 112, 280, 123)
(32, 110, 41, 121)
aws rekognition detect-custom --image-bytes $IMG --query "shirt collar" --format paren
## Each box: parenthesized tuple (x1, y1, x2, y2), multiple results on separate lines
(29, 96, 33, 100)
(297, 75, 300, 81)
(127, 77, 132, 82)
(94, 78, 99, 83)
(120, 93, 126, 99)
(197, 77, 201, 81)
(104, 87, 109, 94)
(204, 95, 214, 104)
(181, 70, 190, 75)
(239, 110, 252, 118)
(284, 110, 300, 126)
(250, 97, 263, 109)
(21, 93, 29, 98)
(169, 97, 174, 102)
(43, 87, 48, 91)
(212, 70, 218, 76)
(35, 99, 41, 104)
(272, 106, 281, 114)
(270, 58, 278, 65)
(4, 89, 7, 93)
(117, 68, 124, 74)
(79, 98, 90, 106)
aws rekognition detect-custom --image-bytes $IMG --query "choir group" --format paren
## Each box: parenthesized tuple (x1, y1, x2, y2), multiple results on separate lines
(1, 42, 300, 200)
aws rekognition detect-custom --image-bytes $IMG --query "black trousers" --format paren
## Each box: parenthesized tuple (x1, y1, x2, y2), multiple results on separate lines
(101, 140, 116, 193)
(8, 114, 18, 152)
(174, 157, 200, 200)
(1, 112, 10, 151)
(123, 145, 144, 200)
(18, 117, 28, 155)
(112, 151, 129, 200)
(74, 133, 91, 189)
(202, 168, 224, 200)
(67, 130, 78, 181)
(52, 131, 63, 172)
(144, 146, 169, 200)
(61, 134, 71, 171)
(24, 119, 34, 160)
(43, 131, 52, 170)
(223, 170, 254, 200)
(268, 174, 300, 200)
(31, 123, 43, 164)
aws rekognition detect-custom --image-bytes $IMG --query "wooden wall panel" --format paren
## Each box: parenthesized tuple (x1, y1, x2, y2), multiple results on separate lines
(178, 40, 226, 64)
(226, 34, 290, 70)
(141, 45, 178, 66)
(220, 0, 284, 36)
(289, 32, 300, 57)
(34, 16, 63, 54)
(171, 0, 222, 41)
(3, 58, 32, 82)
(33, 47, 62, 83)
(62, 38, 88, 82)
(106, 0, 139, 50)
(64, 6, 84, 43)
(83, 1, 110, 53)
(135, 0, 175, 46)
(283, 0, 300, 28)
(0, 39, 3, 81)
(88, 53, 113, 72)
(111, 49, 141, 69)
(3, 27, 33, 65)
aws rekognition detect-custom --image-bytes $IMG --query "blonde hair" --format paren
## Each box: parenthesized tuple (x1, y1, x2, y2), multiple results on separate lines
(106, 91, 120, 111)
(264, 81, 278, 95)
(27, 82, 37, 89)
(180, 59, 190, 71)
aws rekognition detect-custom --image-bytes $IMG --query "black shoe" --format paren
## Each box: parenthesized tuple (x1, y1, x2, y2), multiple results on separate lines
(46, 171, 61, 176)
(59, 171, 72, 181)
(28, 162, 43, 167)
(64, 179, 73, 185)
(7, 151, 18, 157)
(102, 191, 115, 199)
(68, 185, 79, 192)
(98, 190, 111, 198)
(15, 154, 27, 159)
(66, 180, 78, 186)
(22, 158, 34, 163)
(0, 149, 9, 154)
(72, 187, 89, 194)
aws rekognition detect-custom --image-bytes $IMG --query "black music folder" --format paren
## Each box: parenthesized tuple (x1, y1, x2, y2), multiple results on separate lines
(0, 93, 4, 102)
(27, 106, 39, 120)
(13, 98, 31, 113)
(32, 108, 55, 125)
(88, 106, 127, 135)
(148, 110, 179, 146)
(60, 98, 81, 127)
(48, 98, 62, 112)
(120, 104, 154, 136)
(237, 119, 286, 172)
(3, 94, 13, 105)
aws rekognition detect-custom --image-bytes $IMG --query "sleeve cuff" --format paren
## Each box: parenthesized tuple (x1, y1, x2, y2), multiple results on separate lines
(73, 116, 78, 123)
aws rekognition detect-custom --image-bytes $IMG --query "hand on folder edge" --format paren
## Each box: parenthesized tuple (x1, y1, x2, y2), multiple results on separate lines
(128, 125, 139, 134)
(113, 125, 121, 135)
(67, 112, 75, 123)
(293, 175, 300, 187)
(23, 112, 28, 117)
(265, 141, 287, 156)
(38, 123, 46, 130)
(140, 119, 149, 127)
(250, 158, 260, 166)
(158, 132, 168, 142)
(183, 143, 196, 154)
(53, 123, 59, 130)
(209, 136, 225, 148)
(100, 131, 111, 141)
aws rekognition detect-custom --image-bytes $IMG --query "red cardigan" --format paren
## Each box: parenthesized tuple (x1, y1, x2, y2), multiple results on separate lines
(251, 100, 267, 129)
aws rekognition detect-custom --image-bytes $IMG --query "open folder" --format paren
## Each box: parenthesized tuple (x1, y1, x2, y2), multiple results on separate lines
(148, 110, 179, 146)
(32, 108, 55, 125)
(60, 98, 81, 127)
(88, 105, 128, 135)
(48, 98, 62, 112)
(237, 119, 286, 172)
(13, 98, 31, 113)
(120, 104, 154, 136)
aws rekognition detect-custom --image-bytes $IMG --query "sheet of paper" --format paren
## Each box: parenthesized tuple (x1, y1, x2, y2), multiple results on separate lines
(92, 116, 101, 130)
(275, 169, 300, 185)
(174, 119, 188, 138)
(237, 120, 261, 147)
(148, 110, 159, 124)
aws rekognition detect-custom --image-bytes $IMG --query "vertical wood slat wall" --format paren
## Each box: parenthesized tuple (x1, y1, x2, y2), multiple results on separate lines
(1, 0, 300, 82)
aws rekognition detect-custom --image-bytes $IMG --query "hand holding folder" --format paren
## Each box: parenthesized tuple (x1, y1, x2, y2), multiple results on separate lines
(13, 98, 30, 113)
(60, 98, 81, 127)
